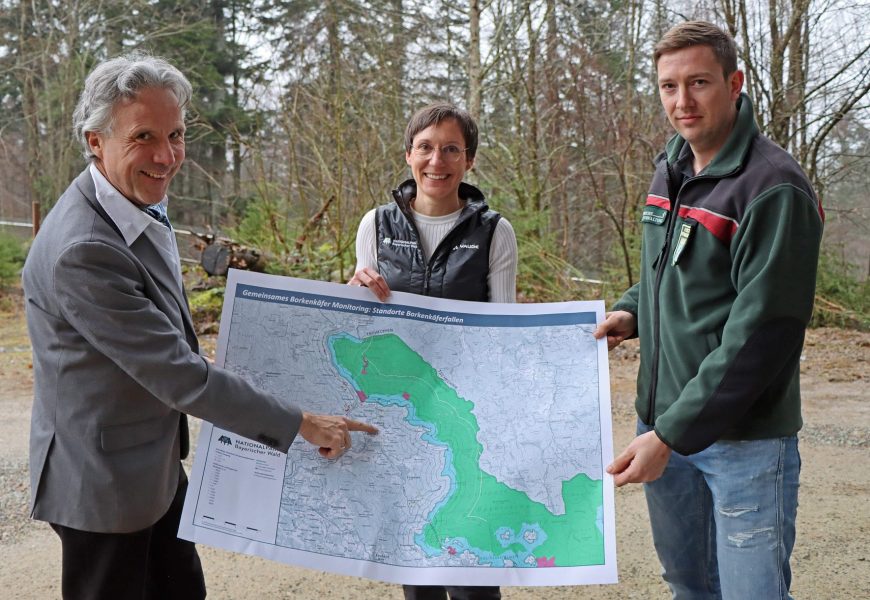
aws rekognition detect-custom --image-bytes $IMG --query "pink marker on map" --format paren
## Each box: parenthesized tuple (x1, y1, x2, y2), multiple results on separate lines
(356, 391, 367, 402)
(536, 556, 555, 567)
(402, 392, 410, 400)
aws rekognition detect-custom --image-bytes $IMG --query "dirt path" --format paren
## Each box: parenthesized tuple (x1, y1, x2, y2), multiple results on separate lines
(0, 301, 867, 598)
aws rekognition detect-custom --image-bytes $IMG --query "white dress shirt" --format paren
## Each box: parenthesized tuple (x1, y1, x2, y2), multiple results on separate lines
(89, 163, 183, 291)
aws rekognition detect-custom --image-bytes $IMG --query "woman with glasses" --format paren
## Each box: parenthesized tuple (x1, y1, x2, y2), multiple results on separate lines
(349, 103, 517, 600)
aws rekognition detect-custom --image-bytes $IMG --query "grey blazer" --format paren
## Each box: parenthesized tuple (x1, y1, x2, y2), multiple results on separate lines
(23, 169, 303, 533)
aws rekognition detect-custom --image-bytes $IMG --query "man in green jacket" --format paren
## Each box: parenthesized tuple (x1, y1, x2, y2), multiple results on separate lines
(594, 21, 823, 599)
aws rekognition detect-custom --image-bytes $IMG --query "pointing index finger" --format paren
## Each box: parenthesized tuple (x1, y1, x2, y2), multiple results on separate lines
(345, 418, 379, 435)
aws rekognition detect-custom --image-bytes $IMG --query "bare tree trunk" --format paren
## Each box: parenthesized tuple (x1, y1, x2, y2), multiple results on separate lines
(544, 0, 568, 250)
(468, 0, 482, 119)
(230, 0, 242, 200)
(18, 0, 40, 210)
(326, 0, 346, 277)
(523, 1, 541, 215)
(390, 0, 405, 122)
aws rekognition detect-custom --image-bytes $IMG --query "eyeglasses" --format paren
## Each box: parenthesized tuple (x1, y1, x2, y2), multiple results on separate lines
(410, 143, 468, 163)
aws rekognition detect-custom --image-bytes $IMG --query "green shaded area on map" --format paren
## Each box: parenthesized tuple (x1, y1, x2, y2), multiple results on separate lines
(332, 333, 604, 566)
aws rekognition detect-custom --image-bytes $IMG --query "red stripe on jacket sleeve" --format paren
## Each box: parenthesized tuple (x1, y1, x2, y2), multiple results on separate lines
(646, 195, 737, 244)
(646, 194, 670, 210)
(678, 206, 738, 244)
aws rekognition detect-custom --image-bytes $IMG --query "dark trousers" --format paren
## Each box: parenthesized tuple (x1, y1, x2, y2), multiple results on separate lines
(50, 471, 205, 600)
(403, 585, 501, 600)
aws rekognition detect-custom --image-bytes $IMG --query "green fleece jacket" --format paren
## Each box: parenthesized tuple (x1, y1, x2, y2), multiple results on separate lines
(613, 94, 824, 455)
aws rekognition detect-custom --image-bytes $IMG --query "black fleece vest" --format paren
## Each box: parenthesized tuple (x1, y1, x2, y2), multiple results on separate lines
(376, 180, 500, 301)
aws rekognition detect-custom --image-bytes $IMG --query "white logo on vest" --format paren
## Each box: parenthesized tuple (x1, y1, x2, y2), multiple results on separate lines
(383, 237, 418, 249)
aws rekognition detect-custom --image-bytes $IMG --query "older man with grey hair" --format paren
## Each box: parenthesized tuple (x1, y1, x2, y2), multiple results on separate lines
(23, 53, 377, 599)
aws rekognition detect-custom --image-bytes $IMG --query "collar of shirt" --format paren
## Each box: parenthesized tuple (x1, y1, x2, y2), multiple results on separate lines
(675, 142, 697, 179)
(410, 205, 463, 225)
(89, 163, 169, 247)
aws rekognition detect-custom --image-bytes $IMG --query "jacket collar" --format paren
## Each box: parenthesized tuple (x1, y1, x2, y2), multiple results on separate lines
(391, 178, 488, 213)
(88, 163, 159, 247)
(72, 167, 196, 340)
(664, 92, 759, 177)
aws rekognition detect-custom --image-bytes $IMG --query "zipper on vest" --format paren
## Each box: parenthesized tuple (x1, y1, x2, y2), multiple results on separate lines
(646, 163, 683, 423)
(422, 205, 481, 296)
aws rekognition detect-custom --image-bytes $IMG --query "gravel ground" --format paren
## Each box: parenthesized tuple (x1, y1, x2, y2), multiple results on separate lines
(0, 301, 867, 598)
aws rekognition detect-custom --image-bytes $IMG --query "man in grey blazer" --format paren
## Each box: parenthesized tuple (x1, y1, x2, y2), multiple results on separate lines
(22, 54, 377, 599)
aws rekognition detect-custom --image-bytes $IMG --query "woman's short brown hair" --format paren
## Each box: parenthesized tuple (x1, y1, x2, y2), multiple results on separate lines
(404, 103, 479, 159)
(654, 21, 738, 77)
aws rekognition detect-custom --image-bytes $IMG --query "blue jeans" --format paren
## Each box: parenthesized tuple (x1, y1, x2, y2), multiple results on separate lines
(638, 422, 800, 600)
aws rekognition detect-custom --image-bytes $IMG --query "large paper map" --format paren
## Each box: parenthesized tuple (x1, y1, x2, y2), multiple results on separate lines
(179, 270, 616, 586)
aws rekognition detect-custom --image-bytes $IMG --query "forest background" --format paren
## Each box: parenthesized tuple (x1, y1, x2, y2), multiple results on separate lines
(0, 0, 868, 326)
